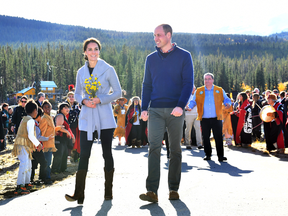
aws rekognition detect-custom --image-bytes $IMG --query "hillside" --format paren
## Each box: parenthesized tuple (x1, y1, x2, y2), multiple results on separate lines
(270, 31, 288, 40)
(1, 15, 288, 100)
(1, 15, 287, 59)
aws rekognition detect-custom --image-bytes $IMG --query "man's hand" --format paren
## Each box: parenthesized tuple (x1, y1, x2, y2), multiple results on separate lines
(267, 112, 276, 118)
(224, 103, 231, 109)
(185, 106, 192, 111)
(171, 107, 183, 117)
(48, 135, 54, 140)
(11, 126, 14, 132)
(141, 111, 148, 121)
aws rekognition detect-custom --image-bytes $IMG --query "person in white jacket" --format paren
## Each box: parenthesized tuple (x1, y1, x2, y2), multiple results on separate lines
(184, 85, 203, 150)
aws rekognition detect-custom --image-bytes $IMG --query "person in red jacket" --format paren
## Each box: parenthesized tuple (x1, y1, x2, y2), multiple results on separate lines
(230, 92, 252, 147)
(51, 103, 75, 173)
(264, 93, 285, 154)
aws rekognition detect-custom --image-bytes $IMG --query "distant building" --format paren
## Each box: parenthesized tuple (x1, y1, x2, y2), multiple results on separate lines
(12, 81, 58, 101)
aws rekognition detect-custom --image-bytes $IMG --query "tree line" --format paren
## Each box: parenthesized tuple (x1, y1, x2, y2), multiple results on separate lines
(0, 40, 288, 103)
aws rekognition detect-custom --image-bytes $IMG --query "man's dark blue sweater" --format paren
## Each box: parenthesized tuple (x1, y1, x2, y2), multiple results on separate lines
(141, 45, 194, 111)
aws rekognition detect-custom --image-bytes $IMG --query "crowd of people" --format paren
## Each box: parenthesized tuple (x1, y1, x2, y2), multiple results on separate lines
(229, 88, 287, 154)
(1, 24, 288, 205)
(1, 91, 81, 195)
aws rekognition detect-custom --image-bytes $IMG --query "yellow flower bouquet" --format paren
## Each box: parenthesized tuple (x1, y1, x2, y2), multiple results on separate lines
(84, 74, 101, 98)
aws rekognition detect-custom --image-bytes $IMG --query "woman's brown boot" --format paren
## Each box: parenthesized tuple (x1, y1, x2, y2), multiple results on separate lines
(131, 138, 136, 148)
(104, 168, 114, 200)
(65, 169, 87, 204)
(136, 140, 141, 148)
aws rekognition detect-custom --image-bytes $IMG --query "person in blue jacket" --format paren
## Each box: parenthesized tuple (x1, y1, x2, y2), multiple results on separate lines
(140, 24, 194, 203)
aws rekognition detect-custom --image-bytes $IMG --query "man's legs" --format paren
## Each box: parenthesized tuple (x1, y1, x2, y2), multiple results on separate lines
(192, 116, 203, 147)
(184, 114, 193, 147)
(166, 109, 184, 192)
(201, 118, 212, 157)
(146, 108, 166, 194)
(211, 119, 224, 159)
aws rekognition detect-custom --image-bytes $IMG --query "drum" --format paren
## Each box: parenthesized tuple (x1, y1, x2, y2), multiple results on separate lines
(259, 105, 276, 122)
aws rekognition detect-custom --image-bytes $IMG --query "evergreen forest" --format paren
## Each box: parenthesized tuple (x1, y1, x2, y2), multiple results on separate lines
(0, 15, 288, 102)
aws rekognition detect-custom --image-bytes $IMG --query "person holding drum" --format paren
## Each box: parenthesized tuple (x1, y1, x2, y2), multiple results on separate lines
(263, 93, 285, 154)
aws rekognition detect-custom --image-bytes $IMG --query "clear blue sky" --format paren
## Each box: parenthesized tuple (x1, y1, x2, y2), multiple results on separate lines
(1, 0, 288, 36)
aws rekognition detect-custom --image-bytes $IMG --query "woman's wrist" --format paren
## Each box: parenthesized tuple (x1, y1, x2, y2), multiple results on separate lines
(82, 99, 88, 105)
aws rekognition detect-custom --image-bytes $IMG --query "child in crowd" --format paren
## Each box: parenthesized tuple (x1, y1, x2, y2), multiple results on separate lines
(39, 100, 58, 182)
(31, 107, 54, 185)
(52, 102, 74, 174)
(12, 100, 42, 195)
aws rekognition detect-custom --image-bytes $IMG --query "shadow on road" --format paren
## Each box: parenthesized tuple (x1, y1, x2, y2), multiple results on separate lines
(113, 145, 149, 155)
(63, 205, 83, 216)
(95, 200, 112, 216)
(227, 145, 288, 162)
(140, 203, 165, 216)
(198, 160, 253, 177)
(170, 199, 191, 216)
(164, 161, 194, 173)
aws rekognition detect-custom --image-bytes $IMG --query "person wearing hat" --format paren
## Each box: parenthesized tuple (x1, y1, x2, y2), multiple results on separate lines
(66, 91, 81, 162)
(113, 97, 128, 145)
(264, 93, 285, 154)
(36, 92, 45, 107)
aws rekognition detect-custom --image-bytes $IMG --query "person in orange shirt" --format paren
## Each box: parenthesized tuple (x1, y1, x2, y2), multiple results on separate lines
(39, 100, 57, 181)
(222, 93, 233, 146)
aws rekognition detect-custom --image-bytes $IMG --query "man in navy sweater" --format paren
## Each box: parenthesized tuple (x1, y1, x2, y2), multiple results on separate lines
(139, 24, 193, 203)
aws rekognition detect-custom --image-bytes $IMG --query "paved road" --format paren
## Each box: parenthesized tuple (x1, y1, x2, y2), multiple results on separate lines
(1, 139, 288, 216)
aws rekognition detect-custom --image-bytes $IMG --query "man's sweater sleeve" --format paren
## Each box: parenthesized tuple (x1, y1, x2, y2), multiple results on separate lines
(177, 53, 194, 109)
(141, 57, 152, 111)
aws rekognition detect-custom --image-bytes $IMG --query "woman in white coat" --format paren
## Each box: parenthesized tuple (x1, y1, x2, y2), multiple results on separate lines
(65, 37, 121, 204)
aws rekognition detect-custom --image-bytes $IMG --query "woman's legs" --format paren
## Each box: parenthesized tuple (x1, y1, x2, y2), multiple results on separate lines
(78, 131, 94, 171)
(78, 129, 114, 171)
(100, 128, 115, 200)
(100, 129, 114, 172)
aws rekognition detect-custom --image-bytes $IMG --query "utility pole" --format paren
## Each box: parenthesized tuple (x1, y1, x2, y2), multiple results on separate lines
(47, 61, 56, 81)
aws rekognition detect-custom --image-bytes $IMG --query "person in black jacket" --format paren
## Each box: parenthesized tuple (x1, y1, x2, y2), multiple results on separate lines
(12, 96, 28, 134)
(251, 93, 262, 141)
(0, 109, 5, 151)
(66, 91, 81, 162)
(35, 92, 45, 107)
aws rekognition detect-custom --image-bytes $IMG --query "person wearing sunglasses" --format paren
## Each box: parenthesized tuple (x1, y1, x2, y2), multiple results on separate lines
(11, 96, 28, 134)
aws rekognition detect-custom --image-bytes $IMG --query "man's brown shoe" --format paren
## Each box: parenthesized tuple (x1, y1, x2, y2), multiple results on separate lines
(139, 191, 158, 203)
(169, 191, 179, 200)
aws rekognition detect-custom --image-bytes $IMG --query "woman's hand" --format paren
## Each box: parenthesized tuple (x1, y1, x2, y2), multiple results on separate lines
(83, 99, 99, 108)
(66, 132, 72, 139)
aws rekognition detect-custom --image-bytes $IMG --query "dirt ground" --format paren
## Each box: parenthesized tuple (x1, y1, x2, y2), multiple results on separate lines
(0, 143, 78, 201)
(0, 140, 287, 201)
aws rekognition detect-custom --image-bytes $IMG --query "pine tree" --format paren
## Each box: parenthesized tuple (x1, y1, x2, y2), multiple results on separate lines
(254, 63, 265, 91)
(126, 57, 133, 98)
